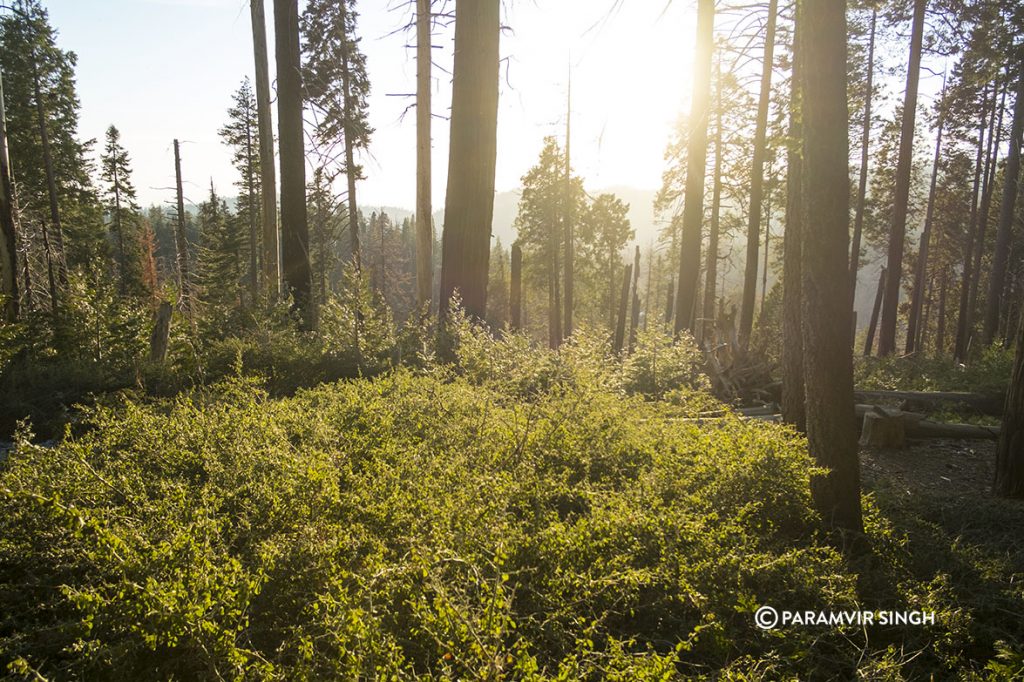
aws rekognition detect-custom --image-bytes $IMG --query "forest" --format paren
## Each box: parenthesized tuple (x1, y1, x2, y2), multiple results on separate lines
(1, 0, 1024, 678)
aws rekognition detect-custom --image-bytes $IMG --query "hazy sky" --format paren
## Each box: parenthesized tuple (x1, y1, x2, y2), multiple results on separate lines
(39, 0, 697, 210)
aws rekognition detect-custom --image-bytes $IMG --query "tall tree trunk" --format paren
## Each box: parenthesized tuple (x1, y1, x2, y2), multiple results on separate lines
(970, 79, 1007, 336)
(919, 274, 934, 351)
(614, 263, 632, 353)
(112, 160, 126, 295)
(0, 66, 18, 322)
(984, 57, 1024, 346)
(274, 0, 313, 328)
(439, 0, 499, 323)
(510, 241, 522, 330)
(739, 0, 778, 346)
(761, 187, 772, 314)
(954, 87, 994, 360)
(340, 0, 362, 273)
(702, 54, 723, 346)
(41, 220, 56, 317)
(994, 313, 1024, 497)
(935, 270, 947, 353)
(246, 106, 258, 302)
(563, 73, 574, 339)
(781, 5, 805, 432)
(416, 0, 432, 313)
(644, 252, 656, 332)
(673, 0, 714, 336)
(628, 245, 641, 352)
(172, 139, 191, 318)
(31, 49, 67, 290)
(848, 8, 877, 312)
(251, 0, 279, 298)
(664, 274, 674, 326)
(878, 0, 927, 356)
(906, 80, 946, 354)
(864, 267, 886, 356)
(548, 205, 562, 349)
(800, 0, 862, 534)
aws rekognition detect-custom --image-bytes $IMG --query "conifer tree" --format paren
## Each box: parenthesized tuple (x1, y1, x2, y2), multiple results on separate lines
(99, 125, 141, 296)
(219, 78, 261, 302)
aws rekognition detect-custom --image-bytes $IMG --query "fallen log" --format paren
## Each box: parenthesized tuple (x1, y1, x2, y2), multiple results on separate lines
(853, 389, 1004, 415)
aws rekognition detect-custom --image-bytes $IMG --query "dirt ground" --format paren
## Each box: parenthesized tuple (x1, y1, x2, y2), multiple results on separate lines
(860, 438, 999, 499)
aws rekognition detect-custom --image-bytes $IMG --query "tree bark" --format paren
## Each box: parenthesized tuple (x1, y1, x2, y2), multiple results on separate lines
(848, 8, 877, 312)
(739, 0, 778, 347)
(614, 263, 631, 353)
(800, 0, 863, 534)
(628, 245, 641, 352)
(994, 314, 1024, 497)
(702, 54, 723, 347)
(274, 0, 313, 328)
(0, 66, 18, 322)
(906, 80, 946, 354)
(340, 0, 362, 274)
(563, 74, 574, 340)
(984, 57, 1024, 346)
(510, 241, 522, 330)
(416, 0, 432, 313)
(439, 0, 499, 324)
(935, 270, 947, 353)
(781, 6, 804, 432)
(31, 48, 67, 290)
(673, 0, 714, 337)
(878, 0, 927, 356)
(250, 0, 279, 298)
(246, 100, 258, 303)
(148, 301, 172, 363)
(864, 267, 886, 356)
(172, 140, 191, 318)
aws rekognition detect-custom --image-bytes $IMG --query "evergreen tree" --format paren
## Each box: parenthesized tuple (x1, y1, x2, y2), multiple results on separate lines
(218, 78, 261, 302)
(99, 125, 142, 296)
(197, 182, 244, 310)
(583, 194, 633, 330)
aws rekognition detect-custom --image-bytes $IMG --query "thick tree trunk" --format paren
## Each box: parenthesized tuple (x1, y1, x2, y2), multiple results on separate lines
(878, 0, 927, 356)
(246, 109, 258, 302)
(614, 263, 631, 353)
(673, 0, 714, 337)
(994, 315, 1024, 497)
(906, 84, 946, 354)
(628, 245, 641, 352)
(739, 0, 778, 347)
(800, 0, 862, 534)
(439, 0, 499, 323)
(664, 274, 674, 326)
(848, 8, 877, 311)
(340, 0, 362, 273)
(416, 0, 432, 313)
(984, 57, 1024, 346)
(148, 301, 172, 363)
(0, 67, 18, 322)
(935, 270, 947, 353)
(781, 8, 804, 433)
(510, 242, 522, 330)
(864, 267, 886, 356)
(274, 0, 313, 328)
(172, 140, 191, 318)
(251, 0, 279, 298)
(563, 74, 573, 339)
(703, 55, 723, 346)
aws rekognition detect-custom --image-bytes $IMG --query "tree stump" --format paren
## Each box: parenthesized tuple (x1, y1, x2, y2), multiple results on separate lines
(859, 411, 906, 449)
(148, 301, 172, 363)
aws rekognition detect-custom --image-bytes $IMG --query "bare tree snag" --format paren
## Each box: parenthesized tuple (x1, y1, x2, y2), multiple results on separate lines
(614, 263, 632, 354)
(628, 245, 641, 352)
(415, 0, 432, 313)
(703, 53, 724, 346)
(510, 241, 522, 330)
(250, 0, 279, 298)
(172, 140, 191, 318)
(563, 71, 573, 339)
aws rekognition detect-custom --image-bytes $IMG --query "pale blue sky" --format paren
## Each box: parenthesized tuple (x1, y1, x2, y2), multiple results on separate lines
(37, 0, 697, 210)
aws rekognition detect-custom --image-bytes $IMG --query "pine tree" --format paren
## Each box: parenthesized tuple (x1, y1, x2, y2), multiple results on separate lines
(198, 182, 244, 310)
(99, 125, 141, 296)
(219, 78, 261, 303)
(584, 194, 633, 330)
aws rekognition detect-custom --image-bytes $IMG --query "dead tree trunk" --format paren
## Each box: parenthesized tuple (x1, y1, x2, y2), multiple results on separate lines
(628, 245, 641, 351)
(172, 140, 191, 318)
(994, 314, 1024, 497)
(614, 263, 632, 354)
(864, 267, 886, 356)
(878, 0, 927, 356)
(548, 203, 561, 349)
(0, 67, 18, 322)
(439, 0, 499, 324)
(739, 0, 778, 347)
(274, 0, 313, 329)
(251, 0, 279, 298)
(148, 301, 172, 363)
(673, 0, 714, 337)
(415, 0, 432, 313)
(510, 242, 522, 330)
(848, 8, 877, 311)
(984, 57, 1024, 346)
(906, 80, 946, 354)
(800, 0, 862, 534)
(563, 73, 574, 339)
